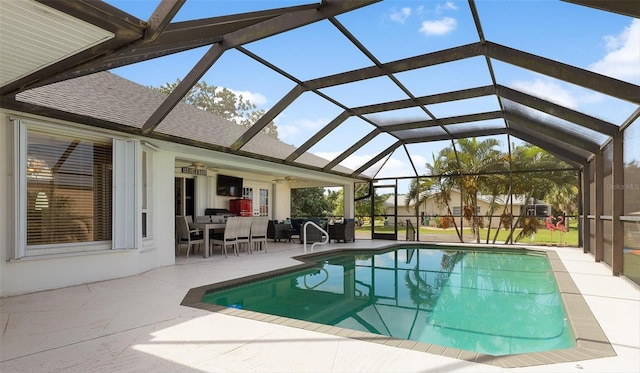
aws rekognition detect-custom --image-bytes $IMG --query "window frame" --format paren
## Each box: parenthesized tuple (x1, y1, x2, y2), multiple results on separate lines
(259, 188, 269, 216)
(140, 143, 157, 242)
(12, 118, 140, 259)
(141, 149, 148, 239)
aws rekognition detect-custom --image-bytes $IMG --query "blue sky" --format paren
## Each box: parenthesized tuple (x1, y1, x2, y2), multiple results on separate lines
(105, 0, 639, 191)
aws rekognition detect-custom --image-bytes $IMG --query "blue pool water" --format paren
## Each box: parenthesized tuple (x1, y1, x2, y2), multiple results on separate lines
(202, 246, 576, 356)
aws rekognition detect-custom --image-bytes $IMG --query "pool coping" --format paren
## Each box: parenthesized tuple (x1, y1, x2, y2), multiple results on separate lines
(181, 245, 616, 368)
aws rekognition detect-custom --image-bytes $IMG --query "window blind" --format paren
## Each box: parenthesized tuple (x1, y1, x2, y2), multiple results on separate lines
(26, 130, 113, 246)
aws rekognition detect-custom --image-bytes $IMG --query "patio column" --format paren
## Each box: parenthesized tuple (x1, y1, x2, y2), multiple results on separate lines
(194, 174, 208, 216)
(343, 183, 355, 219)
(595, 150, 604, 262)
(612, 134, 624, 276)
(272, 182, 291, 221)
(581, 165, 590, 254)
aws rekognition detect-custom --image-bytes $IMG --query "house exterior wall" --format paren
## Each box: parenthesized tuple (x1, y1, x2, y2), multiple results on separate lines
(0, 117, 175, 297)
(389, 190, 527, 229)
(0, 111, 352, 297)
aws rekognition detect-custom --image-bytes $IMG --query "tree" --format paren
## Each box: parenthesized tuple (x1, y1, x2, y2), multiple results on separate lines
(291, 187, 332, 217)
(422, 139, 579, 245)
(353, 182, 387, 227)
(427, 138, 504, 243)
(453, 138, 505, 243)
(502, 144, 557, 243)
(151, 79, 278, 138)
(405, 177, 435, 214)
(496, 144, 578, 243)
(326, 188, 344, 217)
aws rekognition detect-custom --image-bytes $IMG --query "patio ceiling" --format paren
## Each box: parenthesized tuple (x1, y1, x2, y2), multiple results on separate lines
(1, 0, 639, 181)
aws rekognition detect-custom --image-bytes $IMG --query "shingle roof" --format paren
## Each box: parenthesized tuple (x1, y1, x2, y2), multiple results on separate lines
(16, 71, 353, 173)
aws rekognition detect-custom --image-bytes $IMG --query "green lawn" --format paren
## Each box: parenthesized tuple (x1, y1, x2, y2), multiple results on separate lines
(356, 222, 579, 246)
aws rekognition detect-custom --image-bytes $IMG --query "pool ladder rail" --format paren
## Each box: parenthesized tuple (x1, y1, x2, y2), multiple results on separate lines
(302, 220, 329, 253)
(303, 268, 329, 290)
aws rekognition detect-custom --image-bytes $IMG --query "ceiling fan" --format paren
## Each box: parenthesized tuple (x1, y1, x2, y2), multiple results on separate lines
(272, 176, 295, 184)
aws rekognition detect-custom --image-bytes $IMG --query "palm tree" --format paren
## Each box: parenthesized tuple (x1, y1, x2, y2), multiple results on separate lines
(428, 138, 504, 243)
(505, 145, 577, 243)
(427, 152, 463, 241)
(405, 177, 435, 214)
(419, 140, 578, 245)
(483, 171, 511, 243)
(458, 138, 506, 243)
(546, 179, 579, 217)
(404, 250, 464, 309)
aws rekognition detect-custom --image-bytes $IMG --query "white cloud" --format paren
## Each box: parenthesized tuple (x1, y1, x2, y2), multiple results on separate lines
(276, 117, 328, 145)
(313, 151, 378, 175)
(298, 117, 327, 130)
(275, 125, 300, 145)
(314, 151, 340, 163)
(376, 157, 415, 178)
(228, 89, 268, 106)
(410, 154, 429, 174)
(390, 7, 411, 24)
(317, 153, 418, 177)
(436, 1, 458, 13)
(510, 78, 578, 109)
(371, 154, 430, 179)
(419, 17, 457, 36)
(336, 153, 373, 172)
(312, 152, 428, 193)
(589, 19, 640, 84)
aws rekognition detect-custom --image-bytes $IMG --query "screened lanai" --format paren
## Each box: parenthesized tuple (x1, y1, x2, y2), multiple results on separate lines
(1, 0, 639, 285)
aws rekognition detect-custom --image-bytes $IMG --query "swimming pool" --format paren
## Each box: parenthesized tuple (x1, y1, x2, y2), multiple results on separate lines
(200, 246, 575, 356)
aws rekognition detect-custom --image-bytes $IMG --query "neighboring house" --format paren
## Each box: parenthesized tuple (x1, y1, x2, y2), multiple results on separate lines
(0, 72, 357, 297)
(386, 190, 549, 229)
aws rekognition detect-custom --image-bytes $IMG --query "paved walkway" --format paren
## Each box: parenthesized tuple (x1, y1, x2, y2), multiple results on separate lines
(1, 240, 638, 372)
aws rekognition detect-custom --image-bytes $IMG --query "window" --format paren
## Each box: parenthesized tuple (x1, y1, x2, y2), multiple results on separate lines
(259, 188, 269, 216)
(241, 185, 269, 216)
(242, 187, 253, 200)
(26, 130, 113, 247)
(452, 206, 461, 216)
(14, 119, 139, 258)
(141, 150, 148, 238)
(452, 205, 481, 217)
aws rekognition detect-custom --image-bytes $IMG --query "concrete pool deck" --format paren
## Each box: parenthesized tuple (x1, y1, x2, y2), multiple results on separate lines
(1, 240, 639, 372)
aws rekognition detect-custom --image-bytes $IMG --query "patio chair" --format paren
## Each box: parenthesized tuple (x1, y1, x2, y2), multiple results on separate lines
(292, 218, 326, 243)
(267, 220, 294, 242)
(184, 215, 202, 234)
(211, 216, 240, 258)
(235, 217, 253, 255)
(250, 217, 269, 252)
(328, 219, 356, 243)
(175, 216, 204, 258)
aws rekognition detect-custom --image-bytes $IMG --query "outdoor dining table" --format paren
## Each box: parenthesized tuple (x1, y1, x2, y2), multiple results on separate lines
(189, 222, 225, 258)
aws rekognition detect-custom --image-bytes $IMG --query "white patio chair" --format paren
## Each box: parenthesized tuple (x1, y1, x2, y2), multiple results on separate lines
(235, 217, 253, 255)
(250, 217, 269, 252)
(184, 215, 202, 235)
(211, 216, 239, 258)
(175, 216, 204, 258)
